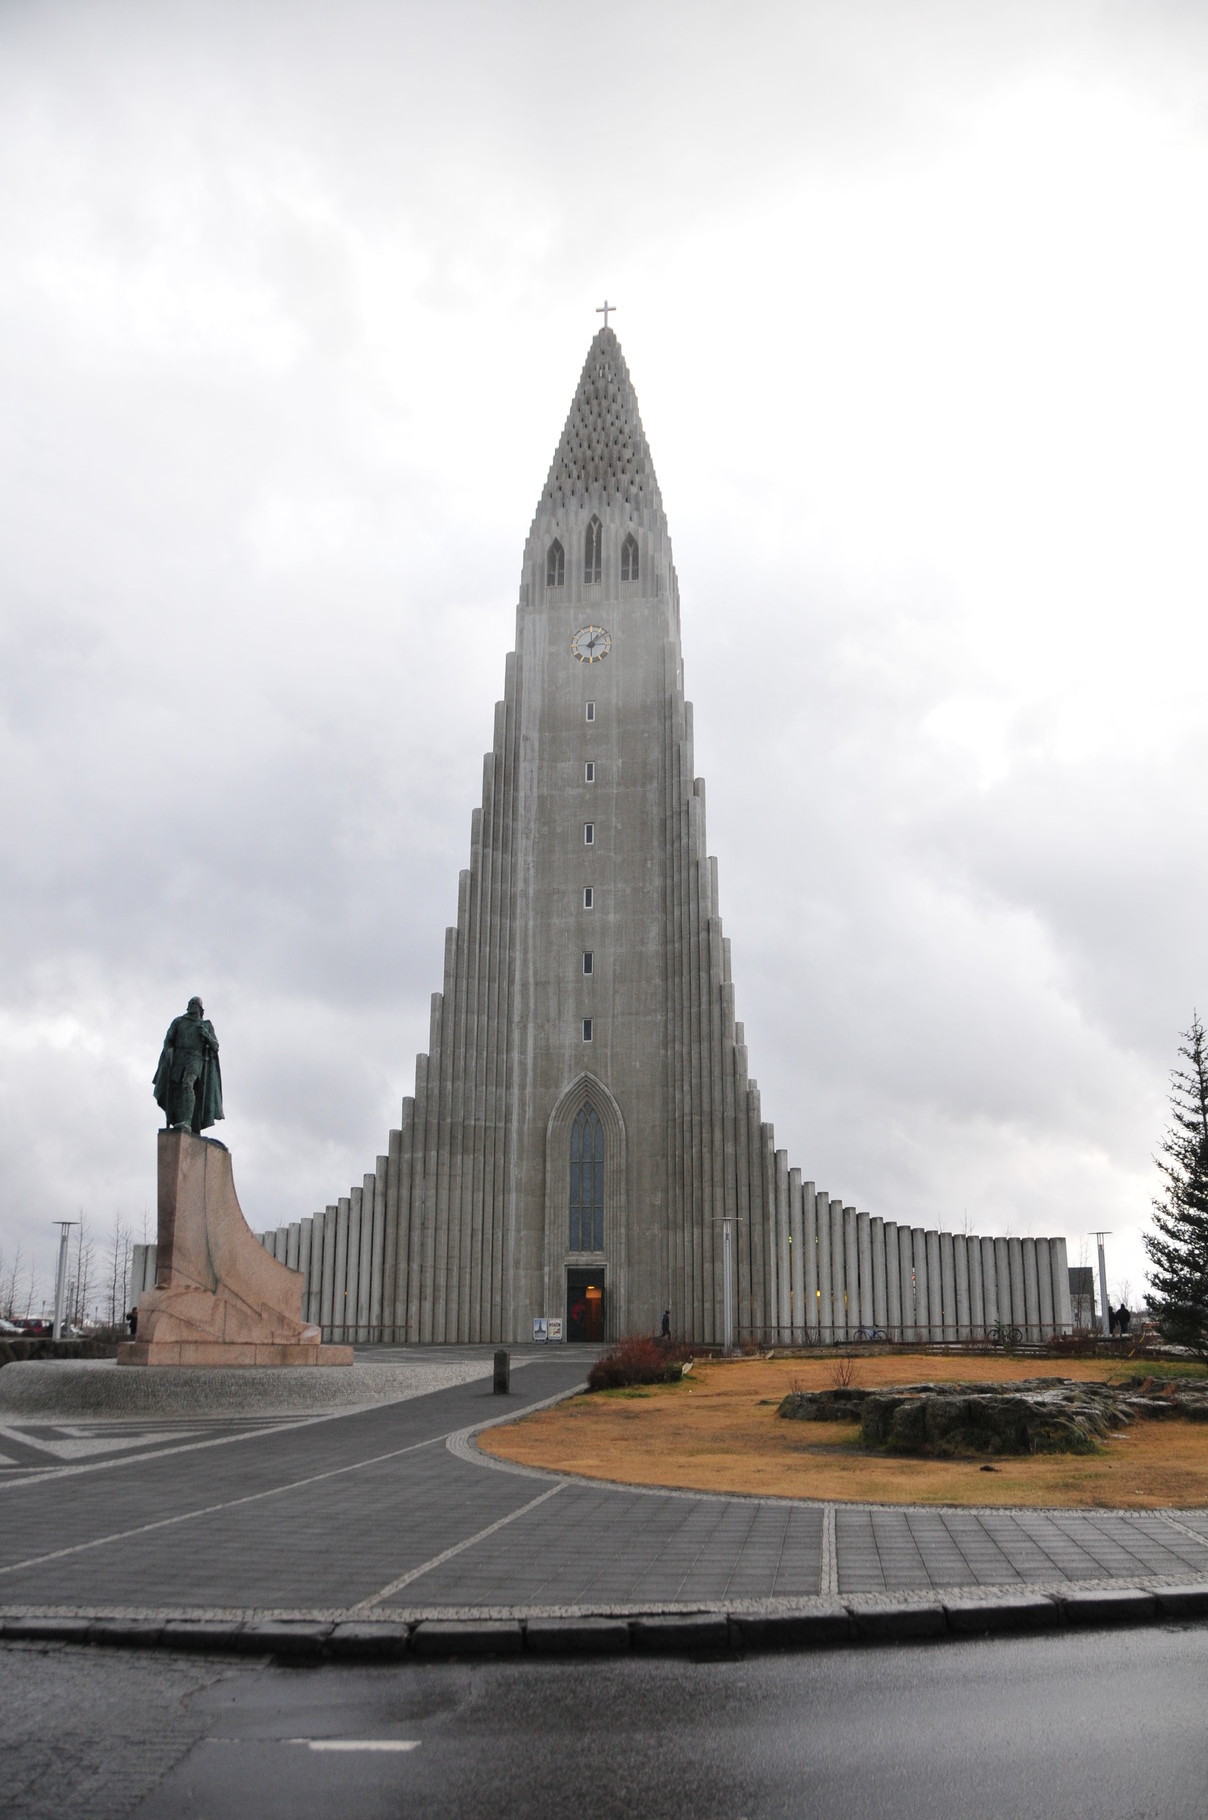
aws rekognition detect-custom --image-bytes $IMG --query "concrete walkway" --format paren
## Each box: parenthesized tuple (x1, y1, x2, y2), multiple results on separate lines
(2, 1349, 1207, 1658)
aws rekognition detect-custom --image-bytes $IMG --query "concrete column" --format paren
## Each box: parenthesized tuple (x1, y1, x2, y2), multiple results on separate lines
(371, 1155, 388, 1340)
(419, 994, 446, 1346)
(953, 1235, 970, 1340)
(1022, 1237, 1041, 1343)
(426, 953, 453, 1342)
(994, 1237, 1011, 1327)
(815, 1191, 833, 1342)
(926, 1229, 943, 1343)
(775, 1149, 791, 1341)
(857, 1212, 874, 1331)
(788, 1167, 805, 1344)
(344, 1189, 362, 1343)
(306, 1216, 324, 1327)
(870, 1216, 887, 1331)
(914, 1230, 931, 1344)
(967, 1234, 985, 1336)
(802, 1182, 819, 1343)
(898, 1224, 915, 1340)
(297, 1219, 313, 1324)
(357, 1174, 376, 1339)
(884, 1221, 902, 1338)
(758, 1123, 778, 1346)
(286, 1222, 301, 1273)
(1049, 1236, 1072, 1334)
(830, 1198, 847, 1341)
(842, 1206, 859, 1338)
(319, 1207, 338, 1335)
(336, 1196, 353, 1345)
(939, 1232, 957, 1341)
(1035, 1238, 1055, 1339)
(1008, 1237, 1026, 1337)
(981, 1236, 999, 1331)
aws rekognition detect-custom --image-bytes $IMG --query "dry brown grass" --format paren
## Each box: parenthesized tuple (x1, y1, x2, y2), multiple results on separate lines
(480, 1354, 1208, 1509)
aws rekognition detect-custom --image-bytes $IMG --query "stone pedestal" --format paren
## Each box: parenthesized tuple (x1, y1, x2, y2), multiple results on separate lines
(118, 1131, 353, 1368)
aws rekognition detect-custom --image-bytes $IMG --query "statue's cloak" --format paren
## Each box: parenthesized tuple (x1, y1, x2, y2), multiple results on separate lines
(153, 1018, 224, 1132)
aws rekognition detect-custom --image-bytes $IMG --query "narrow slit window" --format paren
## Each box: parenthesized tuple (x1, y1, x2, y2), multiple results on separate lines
(583, 887, 594, 909)
(584, 515, 602, 583)
(568, 1101, 604, 1249)
(583, 951, 593, 975)
(583, 823, 594, 845)
(584, 761, 595, 783)
(582, 1018, 593, 1042)
(621, 533, 639, 581)
(585, 702, 596, 723)
(546, 538, 565, 586)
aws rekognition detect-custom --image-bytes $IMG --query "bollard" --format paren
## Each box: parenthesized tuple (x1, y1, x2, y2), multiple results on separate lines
(493, 1348, 511, 1394)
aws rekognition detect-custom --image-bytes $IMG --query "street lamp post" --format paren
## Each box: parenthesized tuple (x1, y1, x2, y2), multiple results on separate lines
(51, 1221, 79, 1341)
(722, 1216, 735, 1355)
(1091, 1230, 1112, 1340)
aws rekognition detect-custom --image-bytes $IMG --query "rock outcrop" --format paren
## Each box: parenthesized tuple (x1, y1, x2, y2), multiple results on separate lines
(778, 1376, 1208, 1456)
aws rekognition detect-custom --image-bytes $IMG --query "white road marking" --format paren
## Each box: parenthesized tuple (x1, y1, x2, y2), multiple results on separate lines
(820, 1503, 838, 1595)
(353, 1481, 566, 1609)
(286, 1740, 421, 1752)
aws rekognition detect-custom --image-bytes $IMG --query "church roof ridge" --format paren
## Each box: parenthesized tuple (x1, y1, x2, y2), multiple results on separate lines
(535, 326, 666, 525)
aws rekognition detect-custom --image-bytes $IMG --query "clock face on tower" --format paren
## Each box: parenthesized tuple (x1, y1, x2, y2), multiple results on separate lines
(571, 625, 612, 663)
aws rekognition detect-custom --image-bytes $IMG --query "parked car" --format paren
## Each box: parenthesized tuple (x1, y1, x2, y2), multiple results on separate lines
(0, 1318, 23, 1335)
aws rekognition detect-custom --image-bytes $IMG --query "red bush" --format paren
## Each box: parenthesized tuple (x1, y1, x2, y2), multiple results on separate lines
(586, 1334, 687, 1391)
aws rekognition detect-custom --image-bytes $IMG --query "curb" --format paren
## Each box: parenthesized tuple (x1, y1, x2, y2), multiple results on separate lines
(3, 1583, 1207, 1664)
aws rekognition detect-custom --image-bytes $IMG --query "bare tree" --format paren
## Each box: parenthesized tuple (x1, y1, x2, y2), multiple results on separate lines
(0, 1244, 40, 1322)
(66, 1214, 97, 1329)
(103, 1213, 133, 1327)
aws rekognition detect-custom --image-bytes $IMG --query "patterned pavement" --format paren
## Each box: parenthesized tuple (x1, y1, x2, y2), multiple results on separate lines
(1, 1351, 1207, 1623)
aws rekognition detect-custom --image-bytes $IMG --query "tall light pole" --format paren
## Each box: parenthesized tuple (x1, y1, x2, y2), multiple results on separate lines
(1091, 1230, 1112, 1340)
(722, 1216, 735, 1355)
(51, 1221, 79, 1341)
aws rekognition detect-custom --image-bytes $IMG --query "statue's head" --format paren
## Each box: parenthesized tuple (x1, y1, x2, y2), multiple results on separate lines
(187, 996, 204, 1016)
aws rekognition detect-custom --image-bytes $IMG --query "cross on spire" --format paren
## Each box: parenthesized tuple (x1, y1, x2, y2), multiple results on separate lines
(596, 299, 616, 328)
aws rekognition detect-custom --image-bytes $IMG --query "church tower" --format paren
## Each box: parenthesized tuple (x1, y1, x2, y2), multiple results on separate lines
(238, 325, 1072, 1350)
(380, 324, 779, 1343)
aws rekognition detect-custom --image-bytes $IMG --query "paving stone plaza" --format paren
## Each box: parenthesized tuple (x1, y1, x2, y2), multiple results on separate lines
(2, 1353, 1207, 1657)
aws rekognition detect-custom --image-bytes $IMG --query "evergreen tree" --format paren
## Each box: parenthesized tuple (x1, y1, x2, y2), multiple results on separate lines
(1145, 1012, 1208, 1355)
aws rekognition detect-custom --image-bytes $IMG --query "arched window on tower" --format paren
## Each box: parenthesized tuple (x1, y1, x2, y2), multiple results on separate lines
(621, 533, 639, 582)
(569, 1101, 604, 1251)
(584, 516, 602, 584)
(546, 539, 565, 586)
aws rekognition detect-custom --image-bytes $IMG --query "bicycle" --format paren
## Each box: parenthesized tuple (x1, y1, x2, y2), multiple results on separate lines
(987, 1320, 1024, 1347)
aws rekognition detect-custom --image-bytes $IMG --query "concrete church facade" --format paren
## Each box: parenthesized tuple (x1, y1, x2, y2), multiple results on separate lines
(349, 323, 772, 1346)
(136, 327, 1073, 1346)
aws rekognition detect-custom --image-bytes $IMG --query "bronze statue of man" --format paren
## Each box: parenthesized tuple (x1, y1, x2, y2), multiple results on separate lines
(153, 997, 224, 1134)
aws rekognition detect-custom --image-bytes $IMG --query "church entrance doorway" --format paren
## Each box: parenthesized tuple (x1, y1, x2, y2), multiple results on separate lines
(566, 1268, 606, 1342)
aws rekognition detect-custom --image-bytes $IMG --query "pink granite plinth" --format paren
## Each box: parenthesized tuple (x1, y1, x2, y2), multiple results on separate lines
(117, 1340, 354, 1367)
(121, 1131, 352, 1369)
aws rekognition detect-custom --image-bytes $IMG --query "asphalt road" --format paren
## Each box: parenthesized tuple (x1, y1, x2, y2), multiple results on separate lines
(4, 1624, 1207, 1820)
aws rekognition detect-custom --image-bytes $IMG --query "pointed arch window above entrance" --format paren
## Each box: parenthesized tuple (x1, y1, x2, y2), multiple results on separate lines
(584, 516, 602, 584)
(621, 533, 639, 582)
(547, 539, 565, 586)
(569, 1101, 604, 1251)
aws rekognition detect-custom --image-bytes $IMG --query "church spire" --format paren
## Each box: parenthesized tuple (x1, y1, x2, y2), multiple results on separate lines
(536, 327, 666, 529)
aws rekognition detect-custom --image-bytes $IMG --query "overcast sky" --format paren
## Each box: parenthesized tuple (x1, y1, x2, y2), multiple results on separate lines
(3, 0, 1205, 1312)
